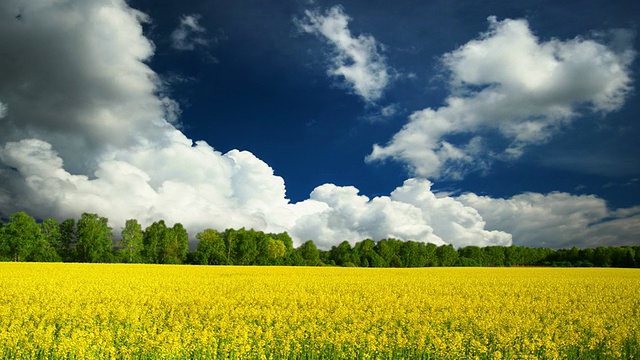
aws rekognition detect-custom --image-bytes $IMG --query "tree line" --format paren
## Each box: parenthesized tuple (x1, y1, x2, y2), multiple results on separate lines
(1, 211, 638, 268)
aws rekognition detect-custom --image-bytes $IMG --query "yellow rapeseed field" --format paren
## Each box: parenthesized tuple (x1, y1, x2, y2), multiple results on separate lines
(0, 263, 638, 359)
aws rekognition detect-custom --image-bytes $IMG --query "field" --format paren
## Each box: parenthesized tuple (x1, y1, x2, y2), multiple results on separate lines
(0, 264, 638, 359)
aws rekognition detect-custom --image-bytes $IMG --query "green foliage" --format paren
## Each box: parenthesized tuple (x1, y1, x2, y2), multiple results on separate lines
(458, 246, 485, 266)
(457, 257, 481, 267)
(195, 229, 227, 265)
(142, 220, 166, 264)
(142, 221, 189, 264)
(399, 241, 423, 267)
(285, 249, 306, 266)
(353, 239, 385, 267)
(27, 218, 62, 262)
(76, 213, 114, 263)
(1, 210, 639, 269)
(117, 219, 144, 263)
(234, 228, 259, 265)
(436, 244, 459, 266)
(40, 218, 61, 252)
(159, 223, 188, 264)
(375, 238, 407, 266)
(272, 232, 294, 255)
(298, 240, 321, 266)
(266, 238, 286, 263)
(58, 219, 77, 261)
(330, 241, 354, 266)
(0, 212, 40, 261)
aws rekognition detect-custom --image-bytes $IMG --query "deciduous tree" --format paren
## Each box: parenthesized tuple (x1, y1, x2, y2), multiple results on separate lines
(0, 212, 39, 261)
(118, 219, 144, 263)
(76, 213, 113, 263)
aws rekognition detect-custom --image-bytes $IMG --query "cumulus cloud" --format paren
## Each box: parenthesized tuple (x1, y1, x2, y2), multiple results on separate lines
(297, 5, 391, 102)
(367, 16, 635, 179)
(0, 1, 635, 251)
(288, 178, 511, 249)
(390, 179, 512, 248)
(457, 192, 640, 248)
(289, 183, 444, 248)
(0, 0, 281, 233)
(0, 135, 289, 235)
(171, 14, 209, 51)
(0, 0, 510, 249)
(0, 0, 173, 174)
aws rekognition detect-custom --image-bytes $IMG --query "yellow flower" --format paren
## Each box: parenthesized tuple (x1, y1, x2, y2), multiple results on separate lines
(0, 264, 638, 359)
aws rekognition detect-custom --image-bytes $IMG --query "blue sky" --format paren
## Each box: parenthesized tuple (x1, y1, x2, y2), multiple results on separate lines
(133, 0, 640, 205)
(0, 0, 638, 249)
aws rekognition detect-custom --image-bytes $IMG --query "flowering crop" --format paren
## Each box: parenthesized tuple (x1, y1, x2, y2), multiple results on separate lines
(0, 263, 638, 359)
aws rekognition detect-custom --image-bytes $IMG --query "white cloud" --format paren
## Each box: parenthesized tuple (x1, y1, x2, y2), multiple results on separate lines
(288, 179, 512, 249)
(0, 134, 512, 249)
(0, 0, 170, 174)
(0, 2, 635, 251)
(289, 183, 444, 248)
(297, 5, 391, 102)
(457, 192, 640, 248)
(367, 16, 635, 179)
(390, 179, 512, 248)
(0, 0, 284, 235)
(362, 103, 401, 123)
(0, 0, 452, 248)
(171, 14, 209, 51)
(0, 136, 290, 234)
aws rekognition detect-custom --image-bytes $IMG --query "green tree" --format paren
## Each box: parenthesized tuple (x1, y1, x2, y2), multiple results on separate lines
(272, 232, 294, 257)
(157, 223, 189, 264)
(299, 240, 321, 266)
(286, 248, 306, 266)
(58, 219, 77, 261)
(266, 238, 286, 264)
(195, 229, 227, 265)
(234, 228, 259, 265)
(330, 241, 354, 267)
(0, 212, 39, 261)
(400, 241, 424, 267)
(593, 246, 613, 267)
(76, 213, 114, 263)
(0, 219, 7, 261)
(458, 246, 486, 266)
(159, 224, 178, 264)
(354, 239, 386, 267)
(223, 228, 238, 265)
(118, 219, 144, 263)
(612, 246, 636, 268)
(582, 248, 596, 266)
(505, 246, 525, 266)
(173, 223, 189, 263)
(374, 238, 404, 265)
(483, 246, 506, 267)
(436, 244, 458, 266)
(460, 256, 483, 266)
(40, 218, 61, 250)
(252, 231, 273, 265)
(27, 218, 61, 262)
(422, 243, 438, 266)
(143, 221, 166, 263)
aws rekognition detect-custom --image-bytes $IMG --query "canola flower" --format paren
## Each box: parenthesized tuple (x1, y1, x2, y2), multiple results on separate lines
(0, 263, 638, 359)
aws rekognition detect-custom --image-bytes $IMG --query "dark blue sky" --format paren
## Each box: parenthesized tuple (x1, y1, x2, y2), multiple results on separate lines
(128, 0, 640, 208)
(2, 0, 638, 248)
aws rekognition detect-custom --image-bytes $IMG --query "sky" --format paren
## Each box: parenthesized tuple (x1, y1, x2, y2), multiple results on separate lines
(0, 0, 639, 249)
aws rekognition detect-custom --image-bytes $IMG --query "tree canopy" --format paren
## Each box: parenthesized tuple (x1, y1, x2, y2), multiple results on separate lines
(0, 211, 638, 268)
